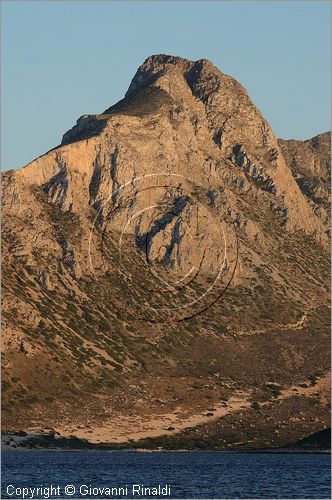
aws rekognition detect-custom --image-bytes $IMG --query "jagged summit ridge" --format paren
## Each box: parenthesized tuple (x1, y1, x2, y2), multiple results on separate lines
(125, 54, 221, 96)
(61, 55, 227, 145)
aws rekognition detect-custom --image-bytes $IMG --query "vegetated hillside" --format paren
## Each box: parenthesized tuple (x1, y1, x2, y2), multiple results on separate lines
(1, 55, 330, 449)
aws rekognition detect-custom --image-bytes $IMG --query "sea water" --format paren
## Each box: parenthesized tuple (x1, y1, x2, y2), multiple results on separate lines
(2, 451, 330, 499)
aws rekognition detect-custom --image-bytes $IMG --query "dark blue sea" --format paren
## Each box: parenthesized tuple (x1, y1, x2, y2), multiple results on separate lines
(2, 451, 330, 499)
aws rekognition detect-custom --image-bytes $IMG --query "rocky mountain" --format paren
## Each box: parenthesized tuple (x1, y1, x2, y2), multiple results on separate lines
(279, 133, 330, 223)
(2, 54, 330, 449)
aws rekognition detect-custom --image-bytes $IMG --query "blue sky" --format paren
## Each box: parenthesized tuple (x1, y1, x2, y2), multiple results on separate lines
(1, 0, 330, 170)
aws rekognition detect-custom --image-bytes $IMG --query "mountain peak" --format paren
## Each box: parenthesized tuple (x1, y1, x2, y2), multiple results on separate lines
(141, 53, 215, 69)
(62, 54, 225, 144)
(125, 54, 220, 98)
(58, 54, 328, 243)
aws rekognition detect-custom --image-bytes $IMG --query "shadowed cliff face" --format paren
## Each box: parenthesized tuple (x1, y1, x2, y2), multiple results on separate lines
(1, 55, 330, 448)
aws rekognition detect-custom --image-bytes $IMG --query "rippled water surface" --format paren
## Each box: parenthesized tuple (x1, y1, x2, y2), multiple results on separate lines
(2, 451, 331, 499)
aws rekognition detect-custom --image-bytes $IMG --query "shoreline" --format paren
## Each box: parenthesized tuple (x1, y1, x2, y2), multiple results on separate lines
(2, 448, 330, 454)
(2, 431, 330, 454)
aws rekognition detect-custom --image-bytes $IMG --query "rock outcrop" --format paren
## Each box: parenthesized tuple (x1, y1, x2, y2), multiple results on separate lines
(279, 132, 331, 231)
